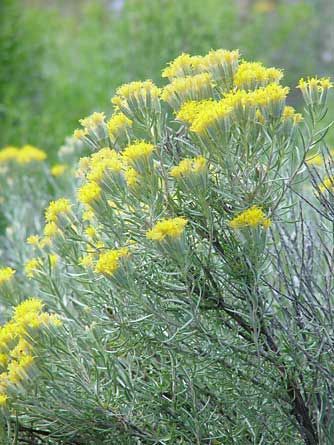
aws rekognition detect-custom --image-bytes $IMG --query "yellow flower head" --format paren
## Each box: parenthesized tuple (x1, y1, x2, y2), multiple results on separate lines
(24, 258, 41, 278)
(123, 141, 154, 162)
(0, 267, 15, 286)
(95, 247, 129, 276)
(107, 113, 132, 142)
(26, 235, 40, 246)
(176, 99, 214, 125)
(161, 73, 214, 109)
(162, 53, 203, 80)
(77, 182, 101, 206)
(124, 167, 139, 188)
(85, 226, 97, 239)
(16, 145, 47, 164)
(43, 222, 58, 239)
(79, 112, 106, 131)
(229, 206, 271, 229)
(234, 61, 283, 90)
(13, 298, 44, 322)
(282, 106, 303, 125)
(170, 156, 207, 178)
(190, 100, 232, 134)
(0, 146, 20, 164)
(51, 164, 67, 177)
(45, 198, 72, 224)
(199, 49, 240, 84)
(73, 128, 88, 139)
(146, 217, 188, 241)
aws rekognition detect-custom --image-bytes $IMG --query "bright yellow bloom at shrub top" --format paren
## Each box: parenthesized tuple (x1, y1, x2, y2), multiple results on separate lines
(79, 112, 106, 130)
(0, 267, 15, 286)
(161, 73, 214, 109)
(190, 100, 232, 134)
(229, 206, 271, 229)
(77, 182, 101, 205)
(107, 112, 132, 140)
(51, 164, 67, 177)
(146, 217, 188, 241)
(123, 141, 154, 162)
(234, 61, 283, 90)
(45, 198, 72, 223)
(95, 247, 129, 276)
(162, 53, 202, 80)
(176, 100, 214, 125)
(170, 156, 206, 178)
(112, 80, 160, 108)
(200, 49, 239, 72)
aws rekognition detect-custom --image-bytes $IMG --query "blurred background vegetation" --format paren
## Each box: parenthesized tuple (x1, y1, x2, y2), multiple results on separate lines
(0, 0, 333, 159)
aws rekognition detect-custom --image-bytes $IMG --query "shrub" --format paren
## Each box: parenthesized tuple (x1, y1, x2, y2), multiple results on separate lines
(0, 49, 334, 444)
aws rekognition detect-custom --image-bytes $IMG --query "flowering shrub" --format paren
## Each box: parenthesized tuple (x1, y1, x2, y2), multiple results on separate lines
(0, 49, 334, 444)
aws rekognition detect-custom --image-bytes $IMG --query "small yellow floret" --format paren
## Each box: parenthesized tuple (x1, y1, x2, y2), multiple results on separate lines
(123, 141, 154, 161)
(45, 198, 72, 223)
(146, 217, 188, 241)
(77, 182, 101, 205)
(229, 206, 271, 229)
(0, 267, 15, 286)
(95, 248, 129, 276)
(51, 164, 67, 177)
(170, 156, 206, 178)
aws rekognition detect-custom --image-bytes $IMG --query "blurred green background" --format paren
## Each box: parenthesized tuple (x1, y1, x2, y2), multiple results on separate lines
(1, 0, 333, 158)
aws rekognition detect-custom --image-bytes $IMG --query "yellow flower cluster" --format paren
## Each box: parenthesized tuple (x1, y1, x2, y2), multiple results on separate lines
(199, 49, 240, 81)
(190, 100, 232, 135)
(161, 73, 214, 109)
(51, 164, 67, 177)
(162, 53, 203, 80)
(282, 106, 303, 125)
(79, 112, 106, 131)
(146, 217, 188, 241)
(176, 100, 214, 125)
(162, 49, 239, 86)
(77, 182, 101, 206)
(95, 247, 129, 276)
(0, 298, 61, 406)
(45, 198, 72, 223)
(111, 80, 161, 122)
(170, 156, 207, 178)
(0, 267, 15, 286)
(297, 77, 333, 106)
(229, 206, 271, 229)
(123, 141, 154, 162)
(107, 112, 132, 144)
(234, 61, 283, 90)
(0, 145, 46, 165)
